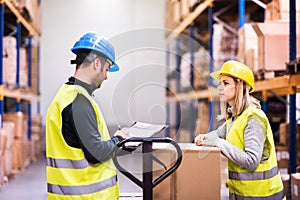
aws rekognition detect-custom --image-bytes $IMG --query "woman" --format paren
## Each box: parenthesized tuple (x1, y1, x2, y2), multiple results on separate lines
(194, 60, 285, 199)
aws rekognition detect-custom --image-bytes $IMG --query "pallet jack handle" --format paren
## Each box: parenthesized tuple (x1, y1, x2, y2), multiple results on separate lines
(112, 137, 182, 200)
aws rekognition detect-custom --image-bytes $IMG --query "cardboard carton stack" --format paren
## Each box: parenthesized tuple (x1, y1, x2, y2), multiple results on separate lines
(3, 37, 28, 89)
(4, 112, 29, 174)
(31, 114, 43, 160)
(31, 46, 39, 94)
(166, 0, 206, 31)
(252, 21, 300, 78)
(3, 36, 17, 88)
(0, 122, 15, 187)
(213, 23, 238, 72)
(292, 173, 300, 200)
(265, 0, 300, 22)
(11, 0, 41, 31)
(237, 24, 258, 74)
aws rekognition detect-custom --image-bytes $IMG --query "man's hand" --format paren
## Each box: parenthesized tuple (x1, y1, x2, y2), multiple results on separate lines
(114, 128, 129, 139)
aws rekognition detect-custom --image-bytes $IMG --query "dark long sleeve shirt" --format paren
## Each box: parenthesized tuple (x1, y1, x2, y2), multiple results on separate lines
(61, 77, 123, 164)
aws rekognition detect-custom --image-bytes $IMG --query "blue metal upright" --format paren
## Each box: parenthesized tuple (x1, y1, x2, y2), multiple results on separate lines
(208, 5, 214, 131)
(0, 1, 4, 127)
(189, 25, 196, 141)
(28, 35, 32, 88)
(289, 0, 297, 176)
(239, 0, 245, 28)
(175, 38, 181, 139)
(27, 35, 33, 140)
(16, 21, 21, 112)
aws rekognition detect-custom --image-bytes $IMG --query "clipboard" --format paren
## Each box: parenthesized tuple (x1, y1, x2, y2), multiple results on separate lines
(121, 121, 168, 150)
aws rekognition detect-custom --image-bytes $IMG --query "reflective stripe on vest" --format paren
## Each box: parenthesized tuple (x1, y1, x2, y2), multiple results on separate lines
(46, 84, 119, 199)
(47, 157, 92, 169)
(226, 105, 284, 198)
(229, 166, 278, 181)
(231, 189, 285, 200)
(48, 176, 117, 195)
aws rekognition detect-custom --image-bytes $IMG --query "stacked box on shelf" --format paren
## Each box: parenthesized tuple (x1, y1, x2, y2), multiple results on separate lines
(13, 0, 41, 31)
(31, 114, 43, 160)
(265, 0, 300, 22)
(3, 37, 28, 89)
(3, 36, 17, 88)
(252, 21, 300, 78)
(213, 23, 238, 71)
(166, 0, 203, 31)
(279, 123, 300, 147)
(20, 48, 28, 89)
(4, 112, 30, 173)
(237, 24, 259, 74)
(166, 0, 179, 31)
(31, 46, 39, 94)
(291, 173, 300, 200)
(1, 122, 15, 178)
(196, 101, 209, 134)
(180, 48, 210, 91)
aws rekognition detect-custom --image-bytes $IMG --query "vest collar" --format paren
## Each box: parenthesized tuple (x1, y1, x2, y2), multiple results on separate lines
(66, 76, 96, 95)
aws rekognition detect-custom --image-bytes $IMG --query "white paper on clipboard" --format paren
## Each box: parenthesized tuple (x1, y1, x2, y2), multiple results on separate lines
(122, 121, 168, 149)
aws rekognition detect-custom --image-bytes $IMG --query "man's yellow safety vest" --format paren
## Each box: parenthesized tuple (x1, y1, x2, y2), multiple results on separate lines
(46, 84, 119, 200)
(226, 105, 285, 199)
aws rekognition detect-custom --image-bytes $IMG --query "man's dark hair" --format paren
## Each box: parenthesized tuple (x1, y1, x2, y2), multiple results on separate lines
(71, 49, 106, 69)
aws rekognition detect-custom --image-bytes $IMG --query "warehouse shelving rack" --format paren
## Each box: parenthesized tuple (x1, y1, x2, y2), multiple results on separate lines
(165, 1, 299, 193)
(0, 0, 41, 140)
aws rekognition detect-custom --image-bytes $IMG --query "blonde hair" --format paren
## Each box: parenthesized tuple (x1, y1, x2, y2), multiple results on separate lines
(217, 78, 260, 121)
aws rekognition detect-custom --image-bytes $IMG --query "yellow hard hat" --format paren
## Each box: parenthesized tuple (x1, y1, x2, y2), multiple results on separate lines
(210, 60, 255, 92)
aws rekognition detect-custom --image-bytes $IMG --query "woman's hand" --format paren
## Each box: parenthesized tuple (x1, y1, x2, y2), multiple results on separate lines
(194, 134, 207, 146)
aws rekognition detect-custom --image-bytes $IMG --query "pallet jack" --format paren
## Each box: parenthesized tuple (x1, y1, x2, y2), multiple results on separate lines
(113, 137, 182, 200)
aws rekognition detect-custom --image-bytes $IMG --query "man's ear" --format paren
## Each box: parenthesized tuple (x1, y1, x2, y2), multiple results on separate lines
(94, 58, 100, 70)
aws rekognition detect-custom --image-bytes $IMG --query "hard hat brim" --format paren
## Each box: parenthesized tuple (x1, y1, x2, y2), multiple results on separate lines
(108, 63, 119, 72)
(210, 70, 221, 82)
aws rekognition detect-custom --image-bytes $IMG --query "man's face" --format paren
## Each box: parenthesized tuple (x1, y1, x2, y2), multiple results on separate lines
(92, 58, 112, 88)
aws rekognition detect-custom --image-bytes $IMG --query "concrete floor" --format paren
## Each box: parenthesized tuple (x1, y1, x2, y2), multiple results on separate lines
(0, 156, 47, 200)
(0, 155, 229, 200)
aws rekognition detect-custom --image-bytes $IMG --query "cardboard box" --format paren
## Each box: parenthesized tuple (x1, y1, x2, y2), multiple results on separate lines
(265, 0, 300, 22)
(175, 144, 221, 200)
(152, 144, 176, 200)
(152, 143, 221, 200)
(252, 21, 300, 72)
(291, 173, 300, 200)
(196, 101, 209, 134)
(1, 122, 15, 176)
(3, 36, 17, 87)
(4, 112, 28, 139)
(276, 145, 289, 174)
(281, 174, 290, 198)
(279, 123, 300, 147)
(237, 24, 258, 73)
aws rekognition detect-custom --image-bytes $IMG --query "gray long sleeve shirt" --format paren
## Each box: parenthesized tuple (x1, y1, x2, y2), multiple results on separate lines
(61, 77, 123, 164)
(211, 116, 269, 170)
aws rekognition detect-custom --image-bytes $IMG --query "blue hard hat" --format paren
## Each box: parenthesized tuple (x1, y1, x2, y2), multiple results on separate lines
(71, 32, 119, 72)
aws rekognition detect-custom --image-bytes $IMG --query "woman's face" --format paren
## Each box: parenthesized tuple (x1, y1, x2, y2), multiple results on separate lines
(218, 75, 236, 106)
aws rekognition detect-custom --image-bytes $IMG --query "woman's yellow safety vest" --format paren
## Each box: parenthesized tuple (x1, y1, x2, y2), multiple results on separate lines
(226, 105, 285, 199)
(46, 84, 119, 200)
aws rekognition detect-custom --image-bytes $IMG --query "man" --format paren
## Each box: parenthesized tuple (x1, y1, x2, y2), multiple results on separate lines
(46, 32, 128, 199)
